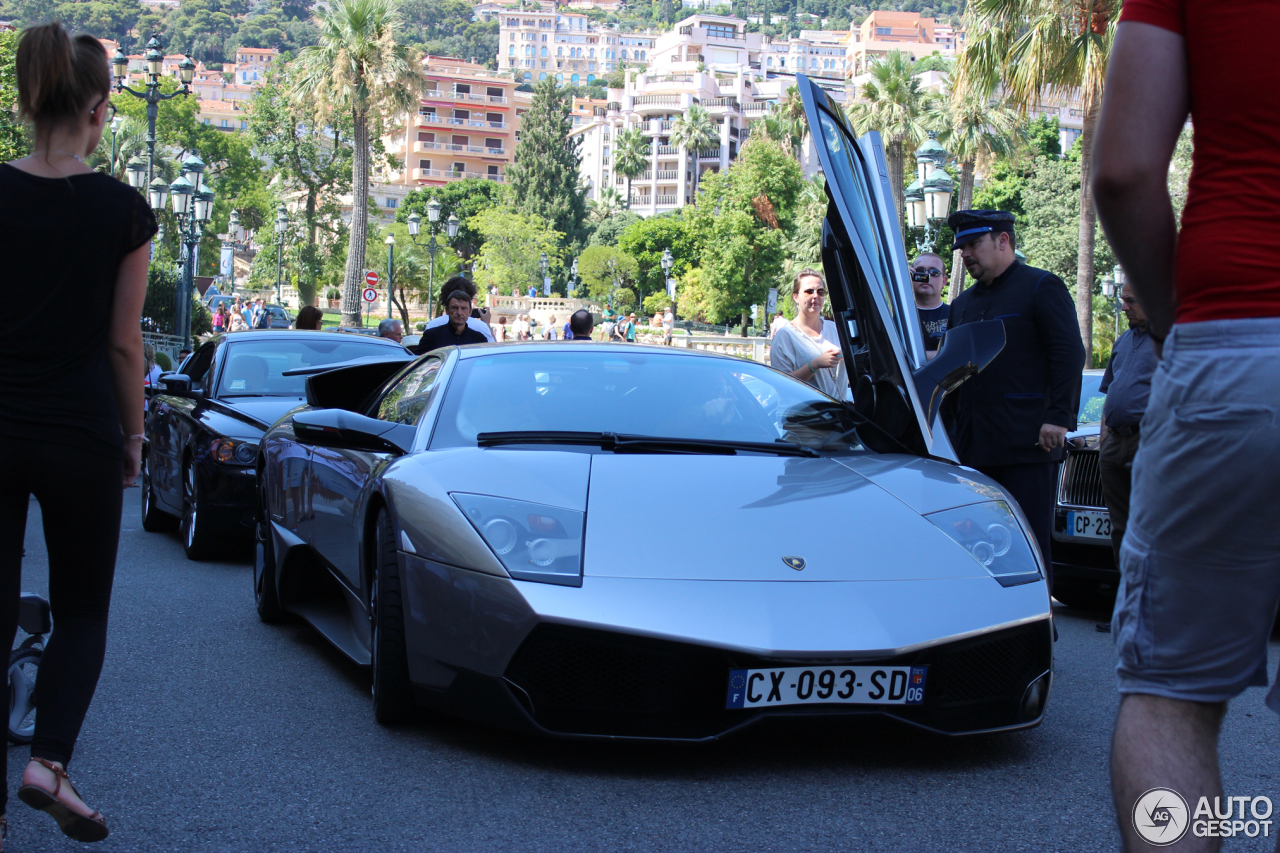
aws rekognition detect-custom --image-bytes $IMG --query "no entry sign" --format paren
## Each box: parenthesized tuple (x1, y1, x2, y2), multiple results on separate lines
(365, 270, 380, 287)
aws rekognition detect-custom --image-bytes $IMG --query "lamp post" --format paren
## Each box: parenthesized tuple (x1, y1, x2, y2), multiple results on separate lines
(223, 209, 252, 296)
(567, 257, 578, 295)
(907, 132, 954, 254)
(274, 204, 288, 303)
(108, 115, 121, 177)
(660, 247, 675, 331)
(168, 153, 214, 351)
(540, 251, 549, 297)
(112, 36, 194, 191)
(407, 198, 458, 318)
(385, 234, 395, 321)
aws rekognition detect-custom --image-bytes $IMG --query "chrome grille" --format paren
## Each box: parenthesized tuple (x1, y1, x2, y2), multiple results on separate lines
(1060, 450, 1104, 508)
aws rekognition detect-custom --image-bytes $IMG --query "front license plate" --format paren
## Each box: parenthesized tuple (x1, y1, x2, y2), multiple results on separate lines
(1066, 510, 1112, 540)
(725, 665, 927, 709)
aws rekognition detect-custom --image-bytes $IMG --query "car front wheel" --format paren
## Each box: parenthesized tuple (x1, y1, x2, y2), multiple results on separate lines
(370, 508, 415, 725)
(181, 460, 216, 561)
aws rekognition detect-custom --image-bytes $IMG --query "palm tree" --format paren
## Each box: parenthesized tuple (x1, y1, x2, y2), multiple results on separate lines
(846, 51, 937, 236)
(668, 104, 717, 204)
(613, 127, 649, 208)
(292, 0, 422, 327)
(90, 116, 147, 180)
(929, 86, 1022, 298)
(590, 186, 626, 222)
(956, 0, 1118, 364)
(763, 85, 806, 160)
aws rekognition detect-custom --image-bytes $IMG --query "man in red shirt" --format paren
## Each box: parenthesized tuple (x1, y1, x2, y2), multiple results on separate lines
(1094, 3, 1280, 849)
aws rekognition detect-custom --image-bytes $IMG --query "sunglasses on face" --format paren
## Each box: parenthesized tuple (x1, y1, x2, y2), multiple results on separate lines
(801, 288, 827, 297)
(912, 267, 944, 278)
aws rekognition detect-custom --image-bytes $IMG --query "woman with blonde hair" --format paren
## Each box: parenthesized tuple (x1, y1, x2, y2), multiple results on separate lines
(0, 22, 156, 846)
(769, 269, 849, 399)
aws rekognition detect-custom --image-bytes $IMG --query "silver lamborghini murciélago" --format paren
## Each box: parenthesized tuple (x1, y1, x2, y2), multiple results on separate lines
(253, 78, 1052, 740)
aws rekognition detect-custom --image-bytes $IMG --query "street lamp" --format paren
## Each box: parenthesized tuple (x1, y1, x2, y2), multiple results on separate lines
(385, 233, 395, 321)
(113, 34, 194, 196)
(907, 132, 954, 253)
(108, 115, 121, 177)
(168, 168, 214, 351)
(661, 247, 675, 332)
(223, 208, 251, 296)
(567, 257, 578, 295)
(125, 156, 147, 191)
(540, 251, 549, 297)
(274, 204, 289, 303)
(407, 199, 458, 317)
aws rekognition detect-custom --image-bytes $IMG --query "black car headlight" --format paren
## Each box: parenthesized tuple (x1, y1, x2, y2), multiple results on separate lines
(925, 501, 1040, 581)
(451, 493, 584, 587)
(211, 439, 259, 466)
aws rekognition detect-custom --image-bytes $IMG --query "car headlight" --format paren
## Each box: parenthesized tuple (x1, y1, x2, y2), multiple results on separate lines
(451, 493, 584, 587)
(925, 501, 1041, 583)
(211, 439, 259, 466)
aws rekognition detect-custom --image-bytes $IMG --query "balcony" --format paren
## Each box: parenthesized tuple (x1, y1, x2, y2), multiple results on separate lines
(487, 147, 505, 155)
(656, 144, 679, 155)
(702, 97, 737, 109)
(634, 94, 679, 106)
(443, 143, 465, 152)
(489, 120, 506, 129)
(743, 102, 768, 115)
(445, 116, 467, 125)
(696, 149, 720, 159)
(414, 114, 442, 126)
(629, 195, 650, 205)
(728, 126, 739, 138)
(413, 141, 443, 152)
(655, 170, 678, 180)
(602, 157, 610, 165)
(655, 194, 678, 205)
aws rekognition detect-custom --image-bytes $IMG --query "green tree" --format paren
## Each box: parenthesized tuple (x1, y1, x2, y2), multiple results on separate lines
(778, 174, 827, 302)
(617, 214, 694, 304)
(507, 76, 589, 249)
(370, 221, 461, 323)
(587, 209, 642, 247)
(577, 244, 639, 305)
(0, 29, 31, 162)
(470, 208, 563, 296)
(957, 0, 1118, 364)
(668, 103, 717, 202)
(292, 0, 422, 326)
(930, 86, 1021, 297)
(395, 178, 505, 261)
(761, 85, 806, 160)
(846, 50, 936, 236)
(612, 127, 649, 209)
(250, 67, 352, 305)
(588, 186, 626, 224)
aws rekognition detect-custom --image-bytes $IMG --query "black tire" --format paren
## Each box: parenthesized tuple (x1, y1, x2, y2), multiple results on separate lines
(1052, 578, 1117, 613)
(8, 645, 40, 745)
(181, 459, 217, 561)
(254, 508, 286, 624)
(370, 509, 415, 725)
(140, 449, 179, 532)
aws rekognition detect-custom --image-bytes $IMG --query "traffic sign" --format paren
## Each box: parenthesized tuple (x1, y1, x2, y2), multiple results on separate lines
(362, 286, 378, 303)
(365, 270, 380, 287)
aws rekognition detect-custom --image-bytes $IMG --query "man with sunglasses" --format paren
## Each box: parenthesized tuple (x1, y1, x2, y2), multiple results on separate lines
(911, 252, 949, 360)
(1097, 282, 1156, 567)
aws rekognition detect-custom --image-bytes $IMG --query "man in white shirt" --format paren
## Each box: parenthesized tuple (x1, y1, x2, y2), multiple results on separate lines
(663, 308, 674, 345)
(421, 275, 495, 342)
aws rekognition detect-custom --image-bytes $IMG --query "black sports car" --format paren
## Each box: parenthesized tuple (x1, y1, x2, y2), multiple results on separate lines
(141, 330, 410, 559)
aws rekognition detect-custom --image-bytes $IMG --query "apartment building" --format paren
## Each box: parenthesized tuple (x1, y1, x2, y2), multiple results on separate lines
(763, 29, 849, 79)
(380, 56, 519, 187)
(499, 9, 655, 84)
(846, 11, 960, 75)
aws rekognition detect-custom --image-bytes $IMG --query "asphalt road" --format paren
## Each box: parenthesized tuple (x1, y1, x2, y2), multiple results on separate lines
(6, 492, 1280, 852)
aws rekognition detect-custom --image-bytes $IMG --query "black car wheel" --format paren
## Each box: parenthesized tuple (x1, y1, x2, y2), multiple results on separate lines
(1051, 578, 1117, 613)
(8, 643, 40, 745)
(370, 508, 415, 725)
(140, 449, 178, 533)
(181, 460, 216, 561)
(254, 489, 286, 624)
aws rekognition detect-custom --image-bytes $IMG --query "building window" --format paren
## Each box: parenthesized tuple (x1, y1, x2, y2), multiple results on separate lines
(705, 24, 737, 39)
(386, 198, 398, 209)
(539, 71, 547, 80)
(875, 27, 891, 35)
(419, 160, 430, 169)
(452, 162, 465, 174)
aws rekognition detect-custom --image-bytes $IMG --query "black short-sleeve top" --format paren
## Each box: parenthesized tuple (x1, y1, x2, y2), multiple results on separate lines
(0, 164, 158, 457)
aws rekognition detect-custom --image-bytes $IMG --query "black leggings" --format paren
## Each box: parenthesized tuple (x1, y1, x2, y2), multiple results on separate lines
(0, 440, 121, 809)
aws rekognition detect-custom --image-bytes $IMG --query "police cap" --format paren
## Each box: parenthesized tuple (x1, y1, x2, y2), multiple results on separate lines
(947, 209, 1016, 250)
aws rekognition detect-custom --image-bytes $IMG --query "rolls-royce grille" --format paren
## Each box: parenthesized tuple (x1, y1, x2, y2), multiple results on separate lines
(1060, 450, 1104, 508)
(503, 621, 1052, 738)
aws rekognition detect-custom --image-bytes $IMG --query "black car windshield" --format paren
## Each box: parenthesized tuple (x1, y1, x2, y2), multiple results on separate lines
(1080, 372, 1105, 424)
(217, 338, 399, 398)
(430, 351, 870, 453)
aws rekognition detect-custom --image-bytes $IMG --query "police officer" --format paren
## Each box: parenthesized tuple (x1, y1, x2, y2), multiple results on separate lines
(944, 210, 1084, 591)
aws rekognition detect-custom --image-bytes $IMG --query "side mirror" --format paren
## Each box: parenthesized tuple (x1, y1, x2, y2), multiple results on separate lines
(159, 373, 194, 396)
(911, 320, 1006, 425)
(292, 408, 416, 455)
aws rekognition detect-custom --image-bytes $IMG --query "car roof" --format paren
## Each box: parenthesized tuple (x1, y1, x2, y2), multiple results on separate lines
(212, 330, 405, 347)
(452, 341, 757, 363)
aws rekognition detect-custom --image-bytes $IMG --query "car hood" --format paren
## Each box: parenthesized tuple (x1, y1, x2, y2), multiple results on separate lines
(209, 396, 307, 431)
(584, 454, 993, 582)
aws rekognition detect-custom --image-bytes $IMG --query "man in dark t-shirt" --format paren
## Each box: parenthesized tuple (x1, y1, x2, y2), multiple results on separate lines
(412, 291, 488, 354)
(910, 252, 948, 358)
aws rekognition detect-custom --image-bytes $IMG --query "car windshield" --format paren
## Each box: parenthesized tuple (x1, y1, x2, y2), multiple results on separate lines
(216, 338, 398, 398)
(430, 351, 871, 453)
(1080, 373, 1105, 424)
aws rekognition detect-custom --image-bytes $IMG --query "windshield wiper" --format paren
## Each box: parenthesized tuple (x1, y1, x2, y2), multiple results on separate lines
(477, 431, 819, 457)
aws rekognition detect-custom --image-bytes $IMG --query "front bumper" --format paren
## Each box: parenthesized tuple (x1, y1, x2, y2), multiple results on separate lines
(1052, 507, 1117, 582)
(196, 460, 259, 533)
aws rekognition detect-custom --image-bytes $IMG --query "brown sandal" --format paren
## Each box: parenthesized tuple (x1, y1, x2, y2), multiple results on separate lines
(16, 757, 108, 843)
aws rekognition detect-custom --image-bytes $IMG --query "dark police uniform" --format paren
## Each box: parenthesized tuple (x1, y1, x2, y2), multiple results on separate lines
(943, 211, 1084, 588)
